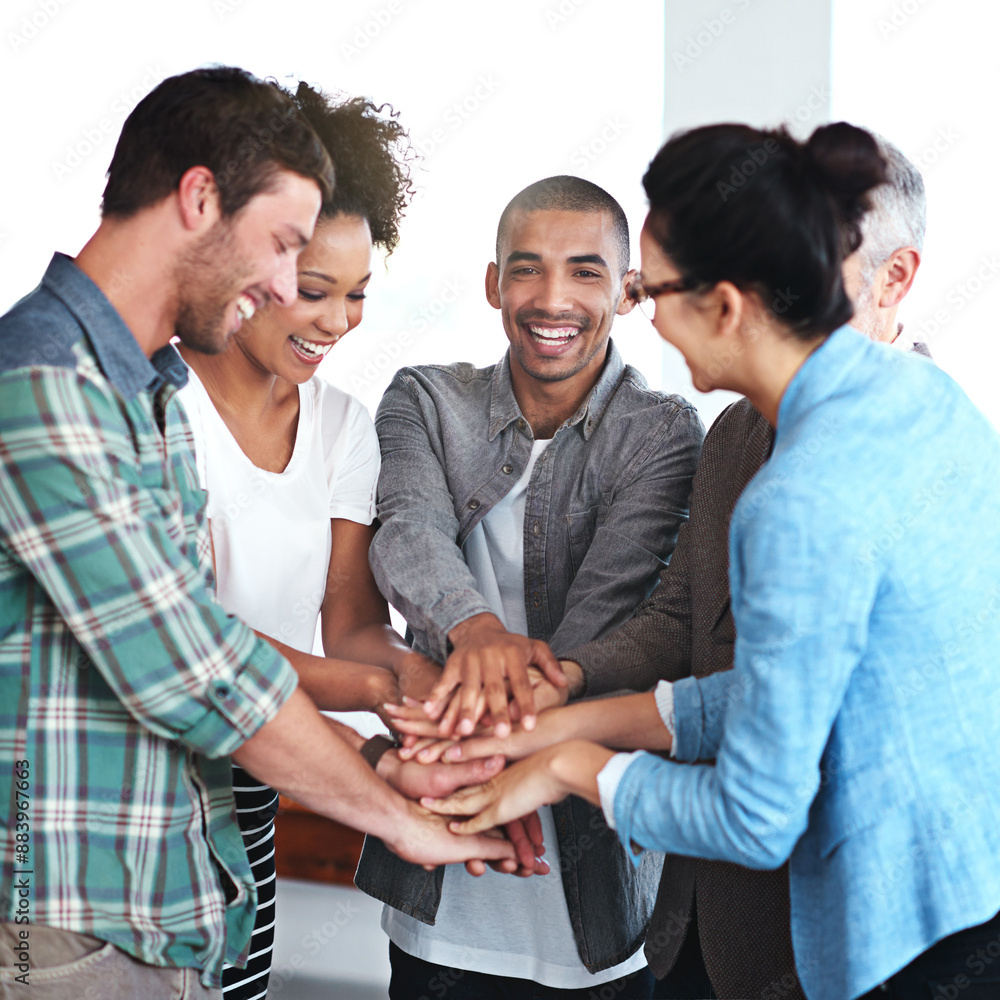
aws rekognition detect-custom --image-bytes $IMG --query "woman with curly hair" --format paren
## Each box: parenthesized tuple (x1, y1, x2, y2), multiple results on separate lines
(177, 83, 437, 1000)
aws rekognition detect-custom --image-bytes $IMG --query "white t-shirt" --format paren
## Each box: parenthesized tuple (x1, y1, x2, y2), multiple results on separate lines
(383, 439, 647, 988)
(177, 368, 379, 653)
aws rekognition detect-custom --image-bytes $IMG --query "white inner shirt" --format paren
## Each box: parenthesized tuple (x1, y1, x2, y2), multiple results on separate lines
(177, 367, 379, 652)
(382, 438, 647, 987)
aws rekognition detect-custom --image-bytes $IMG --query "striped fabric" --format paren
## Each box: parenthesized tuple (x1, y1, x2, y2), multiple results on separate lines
(0, 254, 298, 988)
(222, 765, 279, 1000)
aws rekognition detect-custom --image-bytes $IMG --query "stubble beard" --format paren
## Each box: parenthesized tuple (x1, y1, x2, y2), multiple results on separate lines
(173, 219, 252, 356)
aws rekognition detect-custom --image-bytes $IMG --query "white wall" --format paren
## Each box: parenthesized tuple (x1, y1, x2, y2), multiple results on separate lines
(831, 0, 1000, 427)
(1, 0, 669, 411)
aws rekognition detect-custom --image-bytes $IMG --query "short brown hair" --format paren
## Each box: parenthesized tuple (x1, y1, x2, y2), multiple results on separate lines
(101, 66, 334, 218)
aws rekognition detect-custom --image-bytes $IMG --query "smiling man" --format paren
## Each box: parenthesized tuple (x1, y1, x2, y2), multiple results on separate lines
(356, 176, 704, 998)
(0, 67, 516, 1000)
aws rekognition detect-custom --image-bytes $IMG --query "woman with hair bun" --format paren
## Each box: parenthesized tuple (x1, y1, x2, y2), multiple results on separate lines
(421, 122, 1000, 999)
(176, 84, 442, 1000)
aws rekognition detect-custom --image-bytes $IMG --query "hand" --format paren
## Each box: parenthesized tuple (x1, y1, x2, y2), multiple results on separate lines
(394, 651, 443, 704)
(466, 814, 549, 878)
(375, 748, 506, 801)
(385, 801, 519, 870)
(409, 702, 574, 766)
(421, 750, 569, 836)
(426, 613, 566, 740)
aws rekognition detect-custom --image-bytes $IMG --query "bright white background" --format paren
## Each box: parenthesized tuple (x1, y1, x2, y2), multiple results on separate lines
(0, 0, 668, 420)
(3, 1, 998, 428)
(4, 1, 997, 992)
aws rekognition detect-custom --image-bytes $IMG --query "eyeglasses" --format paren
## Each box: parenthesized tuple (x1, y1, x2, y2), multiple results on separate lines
(628, 274, 696, 321)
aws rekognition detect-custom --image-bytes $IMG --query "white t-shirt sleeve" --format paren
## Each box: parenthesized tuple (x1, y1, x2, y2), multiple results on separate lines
(321, 385, 380, 525)
(175, 371, 210, 493)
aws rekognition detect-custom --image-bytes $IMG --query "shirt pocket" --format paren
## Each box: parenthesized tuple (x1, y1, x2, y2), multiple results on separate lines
(565, 502, 607, 576)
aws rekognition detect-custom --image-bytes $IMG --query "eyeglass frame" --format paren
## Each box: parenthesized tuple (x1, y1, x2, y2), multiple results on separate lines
(628, 274, 698, 320)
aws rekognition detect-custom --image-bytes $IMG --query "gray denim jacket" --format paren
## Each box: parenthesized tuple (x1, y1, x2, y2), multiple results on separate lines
(355, 341, 704, 973)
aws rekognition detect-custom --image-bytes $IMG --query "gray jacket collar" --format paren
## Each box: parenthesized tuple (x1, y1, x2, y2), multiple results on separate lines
(487, 338, 625, 442)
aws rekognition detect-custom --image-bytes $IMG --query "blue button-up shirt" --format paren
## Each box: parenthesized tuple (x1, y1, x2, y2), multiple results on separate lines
(611, 326, 1000, 1000)
(0, 254, 297, 986)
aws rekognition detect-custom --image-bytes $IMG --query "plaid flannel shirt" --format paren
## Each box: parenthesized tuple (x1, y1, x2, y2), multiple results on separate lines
(0, 254, 297, 987)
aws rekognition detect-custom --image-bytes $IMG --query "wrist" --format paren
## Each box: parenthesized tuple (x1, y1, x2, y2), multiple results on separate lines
(559, 660, 586, 699)
(448, 612, 505, 647)
(546, 740, 615, 808)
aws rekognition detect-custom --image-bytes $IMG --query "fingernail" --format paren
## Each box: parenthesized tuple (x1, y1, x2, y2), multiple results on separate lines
(523, 715, 536, 731)
(383, 703, 401, 712)
(458, 719, 474, 735)
(494, 722, 510, 739)
(420, 797, 437, 806)
(444, 748, 461, 762)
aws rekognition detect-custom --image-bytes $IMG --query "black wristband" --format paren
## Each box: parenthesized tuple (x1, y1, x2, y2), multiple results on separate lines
(360, 735, 397, 771)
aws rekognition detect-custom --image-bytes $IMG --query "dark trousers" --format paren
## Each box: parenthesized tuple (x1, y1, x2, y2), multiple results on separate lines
(388, 941, 656, 1000)
(857, 906, 1000, 999)
(651, 897, 715, 1000)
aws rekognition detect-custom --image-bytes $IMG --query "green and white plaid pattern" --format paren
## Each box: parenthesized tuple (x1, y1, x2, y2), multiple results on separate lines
(0, 255, 297, 987)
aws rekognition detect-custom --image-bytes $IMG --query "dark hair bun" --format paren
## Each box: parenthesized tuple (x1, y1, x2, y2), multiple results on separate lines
(642, 121, 887, 340)
(805, 123, 887, 256)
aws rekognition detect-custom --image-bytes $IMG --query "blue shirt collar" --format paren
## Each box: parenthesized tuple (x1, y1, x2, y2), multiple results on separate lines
(487, 338, 625, 442)
(42, 252, 188, 399)
(776, 325, 870, 436)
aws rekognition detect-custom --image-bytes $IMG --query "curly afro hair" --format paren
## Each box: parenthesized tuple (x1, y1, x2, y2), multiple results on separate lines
(289, 81, 414, 255)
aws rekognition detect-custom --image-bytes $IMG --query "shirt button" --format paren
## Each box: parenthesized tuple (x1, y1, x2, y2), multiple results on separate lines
(468, 499, 480, 510)
(502, 464, 514, 474)
(534, 591, 541, 607)
(531, 522, 540, 536)
(517, 419, 526, 431)
(215, 684, 231, 699)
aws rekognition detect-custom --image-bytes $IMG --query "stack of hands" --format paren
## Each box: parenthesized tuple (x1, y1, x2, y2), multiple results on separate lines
(374, 614, 594, 877)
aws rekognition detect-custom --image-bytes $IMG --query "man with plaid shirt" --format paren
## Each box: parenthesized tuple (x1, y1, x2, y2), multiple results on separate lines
(0, 67, 514, 1000)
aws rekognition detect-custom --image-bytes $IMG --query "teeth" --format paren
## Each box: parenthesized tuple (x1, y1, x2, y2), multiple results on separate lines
(528, 325, 580, 344)
(290, 334, 334, 359)
(236, 295, 256, 323)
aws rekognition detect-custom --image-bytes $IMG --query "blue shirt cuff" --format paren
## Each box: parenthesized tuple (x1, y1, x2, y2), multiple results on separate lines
(596, 751, 647, 829)
(611, 751, 664, 866)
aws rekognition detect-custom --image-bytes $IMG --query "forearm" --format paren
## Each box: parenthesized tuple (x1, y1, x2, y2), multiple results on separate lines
(547, 740, 618, 809)
(256, 631, 395, 713)
(533, 690, 671, 755)
(232, 687, 408, 846)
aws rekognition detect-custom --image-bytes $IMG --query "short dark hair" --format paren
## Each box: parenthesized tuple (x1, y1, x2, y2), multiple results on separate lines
(496, 175, 631, 277)
(290, 82, 414, 255)
(642, 122, 887, 339)
(101, 66, 334, 219)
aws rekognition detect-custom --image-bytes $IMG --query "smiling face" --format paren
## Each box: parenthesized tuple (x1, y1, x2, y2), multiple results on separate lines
(638, 222, 721, 393)
(174, 168, 322, 355)
(231, 212, 373, 382)
(488, 209, 632, 388)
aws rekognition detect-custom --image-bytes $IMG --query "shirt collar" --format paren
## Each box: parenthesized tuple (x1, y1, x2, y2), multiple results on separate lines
(487, 338, 625, 442)
(42, 252, 187, 399)
(776, 324, 868, 434)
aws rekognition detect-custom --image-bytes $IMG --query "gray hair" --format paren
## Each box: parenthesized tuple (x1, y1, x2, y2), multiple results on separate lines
(858, 135, 927, 280)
